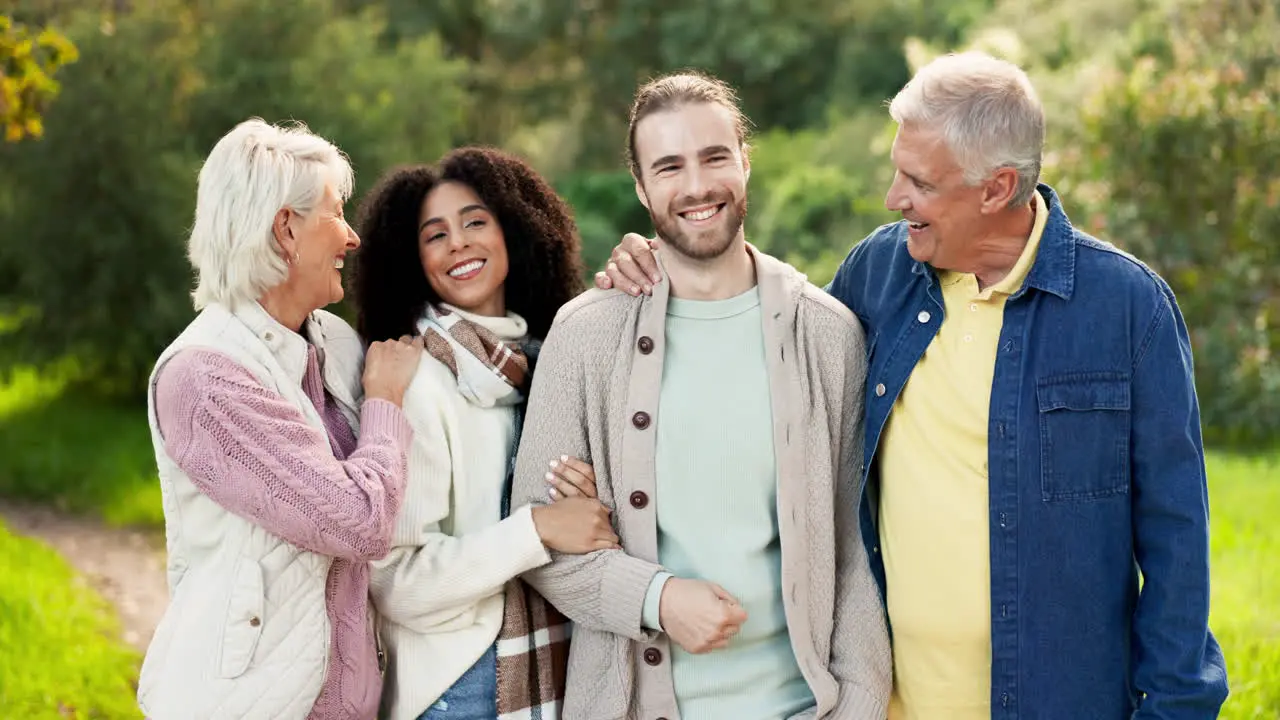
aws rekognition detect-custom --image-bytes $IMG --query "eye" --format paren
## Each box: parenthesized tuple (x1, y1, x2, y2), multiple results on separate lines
(425, 231, 446, 243)
(464, 218, 487, 229)
(707, 154, 729, 164)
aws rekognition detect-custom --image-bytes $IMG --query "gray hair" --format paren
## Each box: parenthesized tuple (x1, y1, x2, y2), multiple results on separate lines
(889, 51, 1045, 207)
(188, 118, 354, 310)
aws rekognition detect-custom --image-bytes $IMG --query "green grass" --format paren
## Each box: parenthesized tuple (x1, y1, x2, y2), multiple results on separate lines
(0, 520, 143, 719)
(1207, 452, 1280, 718)
(0, 364, 161, 529)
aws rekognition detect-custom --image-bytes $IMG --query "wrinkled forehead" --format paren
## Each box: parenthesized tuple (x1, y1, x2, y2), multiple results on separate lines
(891, 123, 961, 179)
(633, 102, 742, 167)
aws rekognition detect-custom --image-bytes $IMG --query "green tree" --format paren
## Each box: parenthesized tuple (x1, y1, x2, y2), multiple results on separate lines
(0, 1, 471, 395)
(1057, 0, 1280, 446)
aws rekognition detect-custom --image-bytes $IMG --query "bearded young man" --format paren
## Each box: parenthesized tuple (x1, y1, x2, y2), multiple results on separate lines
(508, 71, 893, 720)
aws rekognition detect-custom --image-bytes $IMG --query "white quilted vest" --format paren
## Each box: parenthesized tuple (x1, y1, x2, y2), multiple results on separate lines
(137, 301, 368, 720)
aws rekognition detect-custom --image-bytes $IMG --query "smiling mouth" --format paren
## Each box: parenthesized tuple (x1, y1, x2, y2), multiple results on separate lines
(907, 221, 930, 231)
(448, 259, 486, 278)
(333, 257, 345, 269)
(679, 204, 725, 223)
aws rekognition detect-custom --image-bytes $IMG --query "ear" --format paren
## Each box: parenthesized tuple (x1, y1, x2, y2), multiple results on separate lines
(742, 144, 751, 183)
(981, 167, 1020, 213)
(634, 177, 651, 212)
(272, 208, 298, 260)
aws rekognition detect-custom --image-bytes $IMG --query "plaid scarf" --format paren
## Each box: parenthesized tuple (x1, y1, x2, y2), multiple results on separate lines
(418, 304, 572, 718)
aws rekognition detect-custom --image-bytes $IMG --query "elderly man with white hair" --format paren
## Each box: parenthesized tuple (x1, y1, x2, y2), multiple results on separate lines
(599, 52, 1229, 719)
(138, 118, 423, 719)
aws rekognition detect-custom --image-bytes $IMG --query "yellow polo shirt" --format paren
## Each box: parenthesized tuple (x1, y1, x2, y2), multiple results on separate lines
(881, 192, 1048, 720)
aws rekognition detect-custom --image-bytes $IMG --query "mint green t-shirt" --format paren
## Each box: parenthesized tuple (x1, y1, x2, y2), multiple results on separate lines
(640, 286, 814, 719)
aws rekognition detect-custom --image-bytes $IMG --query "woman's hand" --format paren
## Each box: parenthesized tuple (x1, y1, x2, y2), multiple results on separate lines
(545, 455, 598, 500)
(362, 335, 422, 407)
(531, 497, 620, 554)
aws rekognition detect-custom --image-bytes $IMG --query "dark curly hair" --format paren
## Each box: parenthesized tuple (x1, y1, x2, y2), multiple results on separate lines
(351, 147, 585, 343)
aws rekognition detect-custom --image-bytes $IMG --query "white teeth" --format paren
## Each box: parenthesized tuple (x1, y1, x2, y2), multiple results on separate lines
(448, 260, 484, 277)
(683, 206, 719, 222)
(333, 258, 344, 269)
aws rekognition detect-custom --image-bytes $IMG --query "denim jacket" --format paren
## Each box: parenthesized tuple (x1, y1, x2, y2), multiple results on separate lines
(826, 184, 1228, 719)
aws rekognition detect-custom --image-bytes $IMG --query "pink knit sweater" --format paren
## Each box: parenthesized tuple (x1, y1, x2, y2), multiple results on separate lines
(154, 345, 412, 720)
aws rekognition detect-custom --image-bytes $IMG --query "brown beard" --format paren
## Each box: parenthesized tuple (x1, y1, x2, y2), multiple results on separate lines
(650, 191, 748, 261)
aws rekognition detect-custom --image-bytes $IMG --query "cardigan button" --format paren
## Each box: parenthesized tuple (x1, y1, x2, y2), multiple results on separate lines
(249, 616, 261, 627)
(637, 336, 654, 354)
(643, 647, 662, 666)
(629, 491, 649, 509)
(632, 411, 651, 430)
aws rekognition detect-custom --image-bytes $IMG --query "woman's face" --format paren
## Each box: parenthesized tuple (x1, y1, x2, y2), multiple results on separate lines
(287, 183, 360, 310)
(418, 181, 509, 317)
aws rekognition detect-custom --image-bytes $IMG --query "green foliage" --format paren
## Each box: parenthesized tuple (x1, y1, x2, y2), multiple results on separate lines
(0, 0, 469, 395)
(0, 521, 143, 718)
(1056, 0, 1280, 446)
(0, 14, 78, 141)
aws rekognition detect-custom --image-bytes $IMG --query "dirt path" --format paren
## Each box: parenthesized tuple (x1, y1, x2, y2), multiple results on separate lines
(0, 500, 168, 653)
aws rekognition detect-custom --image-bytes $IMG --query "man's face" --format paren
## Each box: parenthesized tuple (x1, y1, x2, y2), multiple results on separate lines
(632, 103, 749, 261)
(884, 124, 988, 269)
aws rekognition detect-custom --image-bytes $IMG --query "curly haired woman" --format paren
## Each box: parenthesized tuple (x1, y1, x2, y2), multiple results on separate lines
(352, 146, 612, 720)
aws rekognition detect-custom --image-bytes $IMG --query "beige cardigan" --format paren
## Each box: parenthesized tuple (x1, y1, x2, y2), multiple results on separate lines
(511, 245, 892, 719)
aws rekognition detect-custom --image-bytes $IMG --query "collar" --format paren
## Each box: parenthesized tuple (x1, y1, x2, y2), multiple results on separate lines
(649, 241, 805, 322)
(911, 183, 1076, 300)
(232, 300, 318, 388)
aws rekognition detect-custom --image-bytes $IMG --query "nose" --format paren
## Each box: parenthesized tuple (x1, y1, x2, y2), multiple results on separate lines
(445, 225, 470, 253)
(345, 221, 360, 250)
(885, 172, 910, 212)
(681, 163, 712, 202)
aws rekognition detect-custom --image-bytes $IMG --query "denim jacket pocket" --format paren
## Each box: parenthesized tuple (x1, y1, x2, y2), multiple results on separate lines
(1036, 372, 1132, 502)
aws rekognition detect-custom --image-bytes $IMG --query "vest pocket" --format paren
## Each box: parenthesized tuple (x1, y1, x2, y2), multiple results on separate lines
(218, 557, 266, 678)
(1036, 372, 1132, 502)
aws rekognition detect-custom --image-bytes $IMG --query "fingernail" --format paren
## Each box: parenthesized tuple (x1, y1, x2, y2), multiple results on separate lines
(643, 285, 652, 294)
(545, 472, 555, 481)
(549, 459, 558, 468)
(651, 274, 661, 284)
(549, 488, 558, 499)
(630, 286, 640, 295)
(560, 454, 568, 462)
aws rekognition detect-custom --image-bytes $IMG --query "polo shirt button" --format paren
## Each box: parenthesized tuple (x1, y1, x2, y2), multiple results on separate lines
(632, 411, 651, 430)
(917, 310, 931, 323)
(637, 336, 654, 354)
(643, 647, 662, 665)
(875, 383, 886, 397)
(629, 490, 649, 509)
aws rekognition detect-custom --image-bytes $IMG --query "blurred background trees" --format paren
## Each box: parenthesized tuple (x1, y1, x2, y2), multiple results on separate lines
(0, 0, 1274, 446)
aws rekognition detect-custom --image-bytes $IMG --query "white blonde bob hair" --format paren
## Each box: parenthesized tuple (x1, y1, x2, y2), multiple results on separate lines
(889, 51, 1045, 207)
(188, 118, 354, 310)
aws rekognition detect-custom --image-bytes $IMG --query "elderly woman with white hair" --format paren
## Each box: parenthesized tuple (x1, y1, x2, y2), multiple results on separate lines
(137, 118, 423, 720)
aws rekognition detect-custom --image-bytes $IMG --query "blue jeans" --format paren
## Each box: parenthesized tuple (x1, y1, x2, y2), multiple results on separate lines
(417, 645, 498, 720)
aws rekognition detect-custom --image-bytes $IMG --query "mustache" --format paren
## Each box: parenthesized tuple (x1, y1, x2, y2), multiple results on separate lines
(672, 190, 733, 213)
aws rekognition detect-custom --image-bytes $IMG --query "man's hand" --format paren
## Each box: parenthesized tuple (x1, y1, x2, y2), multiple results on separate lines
(658, 577, 748, 654)
(593, 233, 662, 296)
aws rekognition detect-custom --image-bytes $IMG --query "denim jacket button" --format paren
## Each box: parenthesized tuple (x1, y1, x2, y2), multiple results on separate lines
(917, 310, 931, 323)
(875, 383, 886, 397)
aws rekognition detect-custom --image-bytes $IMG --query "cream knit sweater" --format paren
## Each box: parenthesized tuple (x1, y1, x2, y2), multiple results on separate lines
(369, 309, 552, 720)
